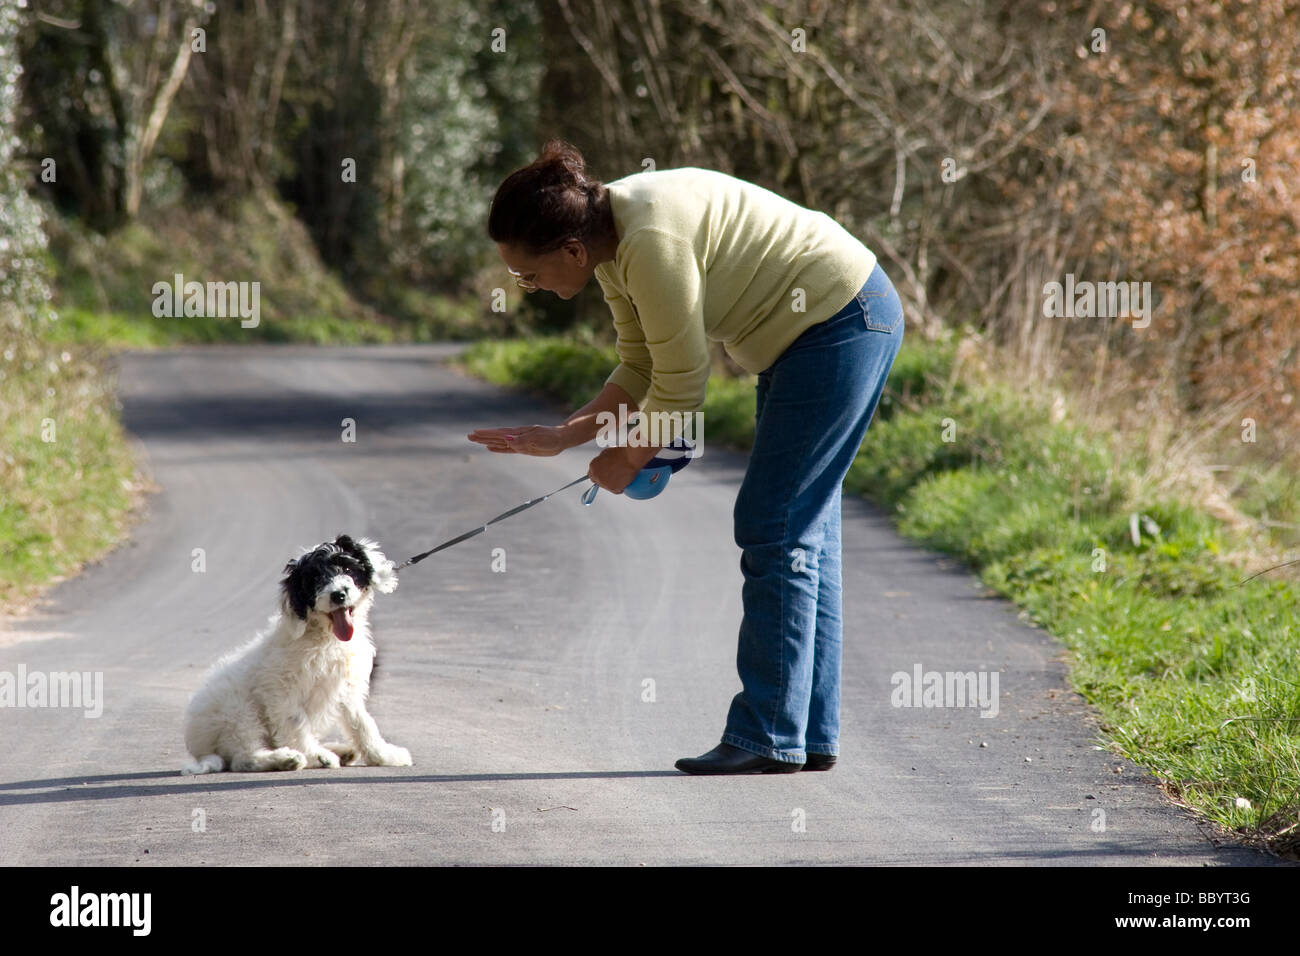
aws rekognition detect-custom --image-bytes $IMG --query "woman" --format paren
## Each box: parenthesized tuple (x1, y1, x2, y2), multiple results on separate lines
(469, 140, 904, 774)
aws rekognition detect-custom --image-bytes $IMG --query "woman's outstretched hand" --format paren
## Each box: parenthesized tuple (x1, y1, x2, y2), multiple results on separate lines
(467, 425, 567, 456)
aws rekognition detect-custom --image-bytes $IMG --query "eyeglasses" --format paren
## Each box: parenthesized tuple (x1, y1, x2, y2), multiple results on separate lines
(506, 267, 538, 293)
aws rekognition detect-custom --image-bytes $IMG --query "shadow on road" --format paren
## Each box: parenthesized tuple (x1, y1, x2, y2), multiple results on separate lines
(0, 769, 686, 807)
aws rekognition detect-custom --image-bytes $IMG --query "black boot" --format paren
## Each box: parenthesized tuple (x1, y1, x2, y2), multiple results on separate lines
(675, 742, 802, 775)
(802, 753, 837, 771)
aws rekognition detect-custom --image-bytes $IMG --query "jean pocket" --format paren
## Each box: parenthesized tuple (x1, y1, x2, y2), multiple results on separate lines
(856, 289, 902, 333)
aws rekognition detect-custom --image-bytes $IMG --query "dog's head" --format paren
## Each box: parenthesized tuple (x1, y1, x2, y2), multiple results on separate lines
(279, 535, 398, 641)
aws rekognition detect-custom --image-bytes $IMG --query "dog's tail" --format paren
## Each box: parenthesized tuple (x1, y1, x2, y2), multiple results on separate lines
(181, 754, 225, 775)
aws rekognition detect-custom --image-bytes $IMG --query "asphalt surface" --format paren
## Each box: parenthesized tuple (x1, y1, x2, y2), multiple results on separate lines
(0, 344, 1285, 865)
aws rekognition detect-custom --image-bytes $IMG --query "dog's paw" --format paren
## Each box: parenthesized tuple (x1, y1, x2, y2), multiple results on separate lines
(368, 744, 412, 767)
(314, 749, 341, 769)
(321, 741, 360, 765)
(271, 747, 308, 771)
(181, 754, 224, 775)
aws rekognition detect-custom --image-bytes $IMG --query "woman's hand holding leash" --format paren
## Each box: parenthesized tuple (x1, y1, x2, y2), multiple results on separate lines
(588, 442, 659, 494)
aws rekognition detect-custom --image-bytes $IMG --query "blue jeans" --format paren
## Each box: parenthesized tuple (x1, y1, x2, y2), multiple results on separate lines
(723, 261, 904, 763)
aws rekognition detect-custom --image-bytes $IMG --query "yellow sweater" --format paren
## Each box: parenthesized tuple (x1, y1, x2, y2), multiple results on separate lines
(594, 166, 878, 430)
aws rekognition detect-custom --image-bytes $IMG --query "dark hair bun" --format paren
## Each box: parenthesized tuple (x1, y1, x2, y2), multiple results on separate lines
(539, 139, 589, 188)
(487, 139, 609, 255)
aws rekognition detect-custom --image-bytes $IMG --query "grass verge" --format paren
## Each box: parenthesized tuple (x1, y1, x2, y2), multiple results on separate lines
(0, 340, 142, 612)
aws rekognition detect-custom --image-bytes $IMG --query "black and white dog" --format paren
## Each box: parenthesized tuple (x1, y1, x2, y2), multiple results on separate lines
(181, 535, 411, 774)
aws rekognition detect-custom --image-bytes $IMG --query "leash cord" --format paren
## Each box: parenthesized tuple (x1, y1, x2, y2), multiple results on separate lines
(396, 474, 591, 571)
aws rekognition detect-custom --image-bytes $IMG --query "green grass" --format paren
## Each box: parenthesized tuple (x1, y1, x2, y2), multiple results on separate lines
(45, 305, 397, 347)
(458, 332, 1300, 856)
(0, 340, 138, 608)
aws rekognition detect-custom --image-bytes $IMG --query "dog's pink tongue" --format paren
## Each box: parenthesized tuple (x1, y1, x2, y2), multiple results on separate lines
(329, 607, 355, 641)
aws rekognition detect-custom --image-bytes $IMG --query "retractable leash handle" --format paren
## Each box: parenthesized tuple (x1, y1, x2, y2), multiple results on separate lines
(581, 435, 699, 505)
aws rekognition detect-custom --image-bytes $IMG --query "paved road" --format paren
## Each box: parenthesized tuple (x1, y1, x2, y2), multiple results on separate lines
(0, 345, 1283, 865)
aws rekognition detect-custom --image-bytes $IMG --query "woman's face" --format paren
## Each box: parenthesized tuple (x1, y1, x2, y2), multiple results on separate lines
(497, 241, 591, 300)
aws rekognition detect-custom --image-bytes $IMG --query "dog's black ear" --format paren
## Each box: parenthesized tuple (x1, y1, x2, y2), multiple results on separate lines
(335, 534, 359, 553)
(335, 534, 374, 574)
(279, 559, 312, 620)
